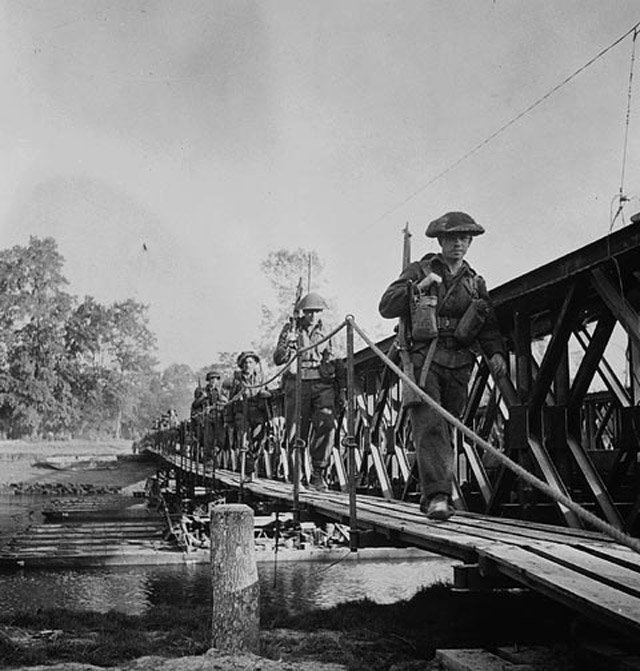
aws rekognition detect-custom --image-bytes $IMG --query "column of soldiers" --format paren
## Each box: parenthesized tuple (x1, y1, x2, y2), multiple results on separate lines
(187, 291, 345, 491)
(187, 211, 505, 520)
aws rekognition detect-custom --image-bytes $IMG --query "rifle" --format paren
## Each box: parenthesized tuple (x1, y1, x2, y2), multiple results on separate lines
(290, 277, 304, 328)
(396, 224, 422, 407)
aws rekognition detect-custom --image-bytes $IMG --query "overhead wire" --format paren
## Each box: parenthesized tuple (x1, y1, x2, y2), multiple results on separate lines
(604, 25, 638, 375)
(368, 19, 640, 231)
(610, 26, 638, 231)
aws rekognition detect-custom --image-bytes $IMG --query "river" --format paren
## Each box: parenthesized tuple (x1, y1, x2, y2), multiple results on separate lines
(0, 492, 459, 617)
(0, 554, 459, 617)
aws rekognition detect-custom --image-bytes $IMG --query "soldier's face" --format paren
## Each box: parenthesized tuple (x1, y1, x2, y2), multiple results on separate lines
(438, 235, 472, 263)
(301, 309, 321, 328)
(242, 358, 257, 373)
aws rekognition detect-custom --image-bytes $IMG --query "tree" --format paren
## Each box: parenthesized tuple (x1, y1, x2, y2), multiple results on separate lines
(0, 237, 74, 437)
(158, 363, 195, 420)
(62, 296, 158, 438)
(101, 299, 158, 438)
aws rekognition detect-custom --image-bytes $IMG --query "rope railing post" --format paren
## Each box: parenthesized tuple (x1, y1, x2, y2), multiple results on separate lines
(239, 397, 249, 502)
(292, 330, 304, 524)
(345, 316, 359, 551)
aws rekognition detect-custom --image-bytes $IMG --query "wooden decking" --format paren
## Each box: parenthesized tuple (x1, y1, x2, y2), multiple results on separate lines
(211, 467, 640, 640)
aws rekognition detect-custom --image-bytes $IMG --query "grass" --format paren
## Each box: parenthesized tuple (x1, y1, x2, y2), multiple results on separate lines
(0, 604, 211, 667)
(0, 583, 576, 670)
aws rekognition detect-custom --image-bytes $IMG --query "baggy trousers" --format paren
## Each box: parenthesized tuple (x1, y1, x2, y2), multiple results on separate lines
(409, 361, 472, 500)
(283, 378, 336, 473)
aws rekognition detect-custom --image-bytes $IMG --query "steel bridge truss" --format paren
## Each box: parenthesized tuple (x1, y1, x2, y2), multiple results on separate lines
(146, 222, 640, 534)
(349, 221, 640, 532)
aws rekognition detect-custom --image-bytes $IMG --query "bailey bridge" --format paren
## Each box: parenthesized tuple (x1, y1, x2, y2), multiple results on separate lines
(145, 221, 640, 645)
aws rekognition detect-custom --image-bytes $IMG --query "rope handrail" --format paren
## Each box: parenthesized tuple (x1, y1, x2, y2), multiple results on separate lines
(347, 315, 640, 555)
(153, 313, 640, 553)
(226, 320, 349, 402)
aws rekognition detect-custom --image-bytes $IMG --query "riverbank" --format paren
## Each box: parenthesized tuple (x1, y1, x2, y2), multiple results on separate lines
(0, 583, 579, 670)
(0, 439, 153, 495)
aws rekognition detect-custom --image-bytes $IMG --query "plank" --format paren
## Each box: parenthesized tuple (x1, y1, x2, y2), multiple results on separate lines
(575, 544, 640, 571)
(525, 543, 640, 598)
(350, 498, 598, 549)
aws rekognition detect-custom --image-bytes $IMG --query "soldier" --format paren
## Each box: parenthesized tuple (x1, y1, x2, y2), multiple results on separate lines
(273, 292, 339, 491)
(227, 350, 270, 481)
(203, 369, 227, 406)
(202, 368, 228, 466)
(379, 212, 507, 520)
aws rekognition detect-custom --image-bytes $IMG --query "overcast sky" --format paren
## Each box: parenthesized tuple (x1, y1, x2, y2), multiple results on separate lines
(1, 1, 639, 369)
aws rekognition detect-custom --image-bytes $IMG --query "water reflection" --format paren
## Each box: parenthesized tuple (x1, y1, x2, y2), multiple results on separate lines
(0, 555, 457, 616)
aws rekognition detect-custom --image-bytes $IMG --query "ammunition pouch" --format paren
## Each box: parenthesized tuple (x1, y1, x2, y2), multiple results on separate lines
(410, 293, 438, 342)
(454, 298, 489, 346)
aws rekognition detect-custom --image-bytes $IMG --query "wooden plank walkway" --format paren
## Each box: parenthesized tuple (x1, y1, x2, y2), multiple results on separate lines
(203, 464, 640, 640)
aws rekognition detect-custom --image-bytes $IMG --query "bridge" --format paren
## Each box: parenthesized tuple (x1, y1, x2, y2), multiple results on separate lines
(143, 220, 640, 646)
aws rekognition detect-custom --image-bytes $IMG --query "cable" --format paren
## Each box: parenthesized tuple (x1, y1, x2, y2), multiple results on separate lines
(369, 20, 640, 230)
(614, 26, 638, 229)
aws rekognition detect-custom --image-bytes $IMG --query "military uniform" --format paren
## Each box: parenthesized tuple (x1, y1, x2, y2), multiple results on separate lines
(274, 293, 337, 489)
(379, 212, 506, 517)
(192, 371, 227, 464)
(206, 373, 227, 461)
(227, 351, 269, 479)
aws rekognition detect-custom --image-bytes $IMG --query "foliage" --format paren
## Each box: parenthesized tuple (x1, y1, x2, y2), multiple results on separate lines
(0, 238, 74, 437)
(0, 237, 164, 439)
(255, 248, 344, 368)
(0, 239, 350, 437)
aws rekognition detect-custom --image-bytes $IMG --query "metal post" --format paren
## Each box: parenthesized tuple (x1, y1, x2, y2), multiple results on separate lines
(239, 397, 248, 502)
(292, 331, 304, 523)
(346, 317, 359, 551)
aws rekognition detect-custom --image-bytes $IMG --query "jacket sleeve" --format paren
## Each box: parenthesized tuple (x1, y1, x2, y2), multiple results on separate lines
(475, 276, 506, 358)
(273, 322, 296, 366)
(378, 262, 422, 319)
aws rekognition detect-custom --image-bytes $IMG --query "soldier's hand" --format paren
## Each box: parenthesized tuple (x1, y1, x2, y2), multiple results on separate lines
(417, 273, 442, 292)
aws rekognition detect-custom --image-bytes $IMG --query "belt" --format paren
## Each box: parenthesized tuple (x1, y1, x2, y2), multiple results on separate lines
(285, 369, 322, 381)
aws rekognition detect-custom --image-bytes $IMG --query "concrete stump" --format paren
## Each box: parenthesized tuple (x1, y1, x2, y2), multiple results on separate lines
(210, 503, 260, 653)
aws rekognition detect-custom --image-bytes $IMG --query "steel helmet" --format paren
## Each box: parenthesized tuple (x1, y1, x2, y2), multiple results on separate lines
(237, 350, 260, 367)
(425, 211, 485, 238)
(205, 369, 221, 381)
(296, 292, 328, 312)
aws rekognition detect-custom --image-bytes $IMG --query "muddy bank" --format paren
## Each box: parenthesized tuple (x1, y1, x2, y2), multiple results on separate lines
(0, 440, 156, 496)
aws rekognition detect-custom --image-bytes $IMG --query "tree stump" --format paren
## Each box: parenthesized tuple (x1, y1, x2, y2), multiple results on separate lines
(210, 503, 260, 653)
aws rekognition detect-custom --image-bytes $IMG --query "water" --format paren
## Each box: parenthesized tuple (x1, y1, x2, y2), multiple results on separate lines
(0, 557, 458, 617)
(0, 490, 459, 617)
